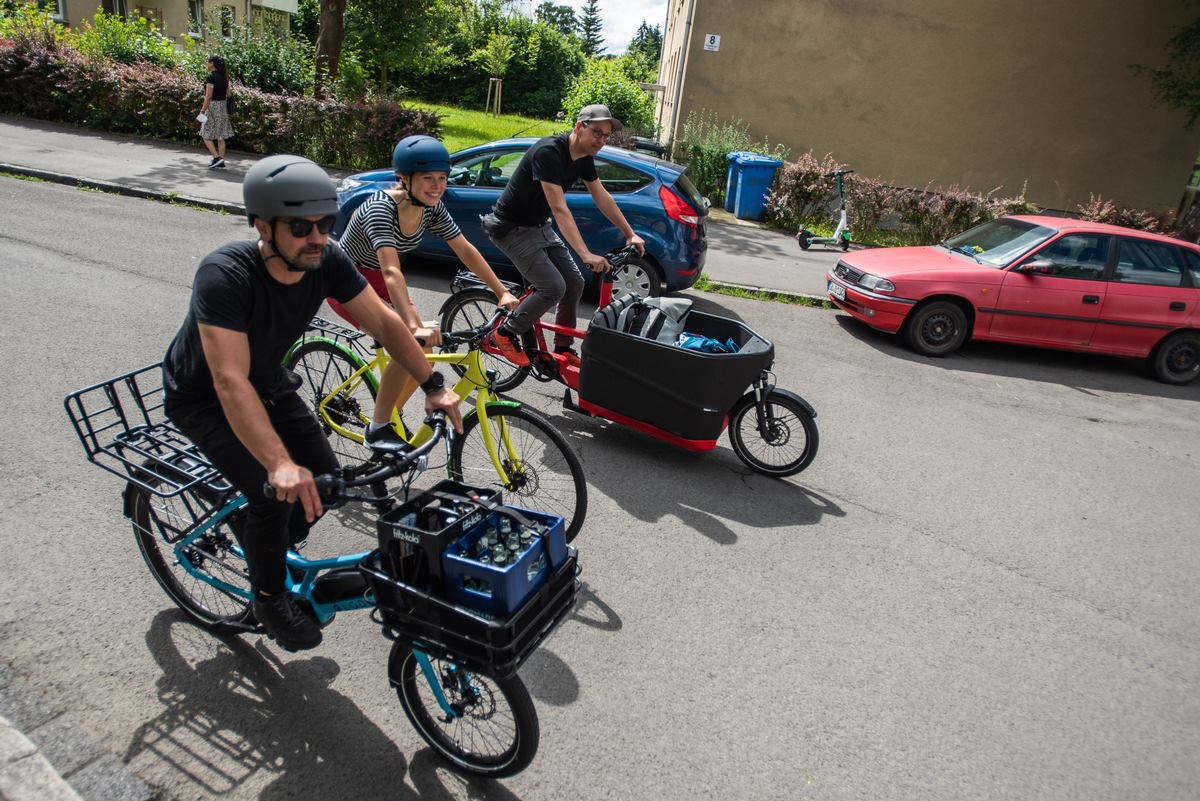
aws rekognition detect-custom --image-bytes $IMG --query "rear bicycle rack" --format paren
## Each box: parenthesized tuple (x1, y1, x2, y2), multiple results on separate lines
(63, 363, 228, 497)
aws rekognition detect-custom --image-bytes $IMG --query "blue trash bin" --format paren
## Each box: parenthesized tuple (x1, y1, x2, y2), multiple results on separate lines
(724, 151, 753, 213)
(732, 153, 783, 222)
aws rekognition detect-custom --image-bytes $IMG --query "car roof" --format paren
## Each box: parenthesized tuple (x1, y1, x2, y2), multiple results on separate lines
(1010, 215, 1193, 248)
(451, 137, 684, 174)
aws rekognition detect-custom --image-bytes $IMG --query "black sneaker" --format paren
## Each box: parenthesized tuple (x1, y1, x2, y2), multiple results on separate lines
(207, 157, 219, 170)
(214, 158, 226, 170)
(253, 591, 322, 651)
(364, 423, 411, 453)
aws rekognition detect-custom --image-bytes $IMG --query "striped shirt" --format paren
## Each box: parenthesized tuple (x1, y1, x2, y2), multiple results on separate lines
(338, 190, 462, 270)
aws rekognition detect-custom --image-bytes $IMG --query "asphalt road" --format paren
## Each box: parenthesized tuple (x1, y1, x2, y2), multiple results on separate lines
(3, 176, 1199, 800)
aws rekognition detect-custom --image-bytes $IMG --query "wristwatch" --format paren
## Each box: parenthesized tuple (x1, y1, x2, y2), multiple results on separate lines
(420, 371, 445, 394)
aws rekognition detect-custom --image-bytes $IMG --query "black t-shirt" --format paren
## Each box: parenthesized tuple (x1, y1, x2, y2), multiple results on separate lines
(493, 133, 598, 227)
(205, 71, 228, 101)
(163, 240, 368, 404)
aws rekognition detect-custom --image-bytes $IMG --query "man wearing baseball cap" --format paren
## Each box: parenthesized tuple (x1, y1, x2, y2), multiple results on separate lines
(480, 103, 645, 368)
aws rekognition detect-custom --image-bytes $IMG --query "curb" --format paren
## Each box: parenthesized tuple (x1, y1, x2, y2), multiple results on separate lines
(0, 664, 154, 801)
(0, 163, 244, 217)
(699, 279, 829, 306)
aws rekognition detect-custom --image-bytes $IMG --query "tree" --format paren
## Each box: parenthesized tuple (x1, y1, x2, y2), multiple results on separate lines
(624, 21, 661, 81)
(535, 2, 576, 37)
(314, 0, 347, 98)
(344, 0, 455, 95)
(1139, 10, 1200, 129)
(578, 0, 604, 57)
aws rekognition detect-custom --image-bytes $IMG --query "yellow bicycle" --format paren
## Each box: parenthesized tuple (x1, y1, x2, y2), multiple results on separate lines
(284, 314, 588, 541)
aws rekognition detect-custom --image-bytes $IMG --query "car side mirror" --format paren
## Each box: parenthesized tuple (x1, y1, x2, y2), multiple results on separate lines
(1019, 258, 1055, 275)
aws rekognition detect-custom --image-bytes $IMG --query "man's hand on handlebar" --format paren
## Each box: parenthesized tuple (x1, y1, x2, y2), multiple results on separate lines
(581, 252, 610, 274)
(626, 233, 645, 257)
(267, 461, 323, 522)
(496, 290, 520, 311)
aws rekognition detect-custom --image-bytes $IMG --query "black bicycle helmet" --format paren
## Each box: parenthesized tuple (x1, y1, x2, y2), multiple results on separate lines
(392, 135, 451, 177)
(243, 155, 339, 226)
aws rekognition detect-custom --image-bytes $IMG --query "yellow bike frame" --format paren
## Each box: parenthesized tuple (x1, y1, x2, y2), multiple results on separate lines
(310, 341, 524, 487)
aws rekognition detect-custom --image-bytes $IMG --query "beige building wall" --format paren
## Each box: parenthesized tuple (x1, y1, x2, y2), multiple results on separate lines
(659, 0, 1200, 214)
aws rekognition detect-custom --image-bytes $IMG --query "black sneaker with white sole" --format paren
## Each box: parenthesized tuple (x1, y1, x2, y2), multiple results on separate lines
(253, 591, 322, 651)
(364, 423, 411, 453)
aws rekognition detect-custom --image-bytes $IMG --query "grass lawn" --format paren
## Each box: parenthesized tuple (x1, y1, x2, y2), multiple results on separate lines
(414, 101, 565, 154)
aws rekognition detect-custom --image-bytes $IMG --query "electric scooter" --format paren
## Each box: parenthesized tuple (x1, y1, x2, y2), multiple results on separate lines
(797, 168, 854, 252)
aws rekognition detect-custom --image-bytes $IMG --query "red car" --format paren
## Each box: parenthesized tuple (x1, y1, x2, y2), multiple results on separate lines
(825, 216, 1200, 384)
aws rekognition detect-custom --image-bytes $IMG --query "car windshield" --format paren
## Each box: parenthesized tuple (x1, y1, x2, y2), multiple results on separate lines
(942, 219, 1056, 267)
(672, 170, 708, 214)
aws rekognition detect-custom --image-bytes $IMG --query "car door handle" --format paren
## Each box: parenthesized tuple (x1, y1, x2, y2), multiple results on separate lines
(1082, 295, 1100, 305)
(1170, 301, 1186, 311)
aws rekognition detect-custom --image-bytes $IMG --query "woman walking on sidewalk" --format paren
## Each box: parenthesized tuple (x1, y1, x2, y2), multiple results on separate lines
(198, 55, 233, 170)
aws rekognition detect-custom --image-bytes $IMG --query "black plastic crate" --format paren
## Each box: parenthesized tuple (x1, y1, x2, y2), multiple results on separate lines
(359, 547, 580, 678)
(375, 480, 503, 583)
(578, 310, 774, 440)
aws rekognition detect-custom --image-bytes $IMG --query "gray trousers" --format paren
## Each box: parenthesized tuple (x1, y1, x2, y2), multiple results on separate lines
(489, 220, 585, 350)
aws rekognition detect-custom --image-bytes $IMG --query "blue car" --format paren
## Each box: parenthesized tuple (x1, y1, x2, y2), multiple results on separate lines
(333, 137, 710, 298)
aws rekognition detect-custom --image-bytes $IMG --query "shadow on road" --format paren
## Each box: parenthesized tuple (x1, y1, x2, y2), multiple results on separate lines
(550, 410, 842, 547)
(125, 610, 527, 799)
(832, 314, 1200, 400)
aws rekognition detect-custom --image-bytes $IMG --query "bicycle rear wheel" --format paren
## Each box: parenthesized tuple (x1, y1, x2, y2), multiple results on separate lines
(727, 389, 819, 477)
(130, 475, 254, 634)
(285, 339, 377, 466)
(391, 642, 538, 779)
(440, 290, 529, 393)
(450, 403, 587, 542)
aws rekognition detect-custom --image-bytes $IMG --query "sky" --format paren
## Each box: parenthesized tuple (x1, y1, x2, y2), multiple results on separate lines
(511, 0, 669, 56)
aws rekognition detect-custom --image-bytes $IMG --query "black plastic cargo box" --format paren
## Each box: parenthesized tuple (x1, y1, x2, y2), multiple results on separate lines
(578, 310, 774, 441)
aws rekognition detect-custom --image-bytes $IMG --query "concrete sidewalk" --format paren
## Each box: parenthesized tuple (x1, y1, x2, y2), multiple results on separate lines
(0, 114, 839, 301)
(0, 663, 152, 801)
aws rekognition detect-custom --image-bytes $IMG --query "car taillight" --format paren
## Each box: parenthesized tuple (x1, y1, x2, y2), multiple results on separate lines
(659, 185, 700, 227)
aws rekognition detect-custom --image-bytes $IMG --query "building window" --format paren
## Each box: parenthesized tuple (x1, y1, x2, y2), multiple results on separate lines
(101, 0, 128, 17)
(219, 4, 235, 39)
(133, 5, 163, 28)
(49, 0, 66, 21)
(188, 0, 203, 36)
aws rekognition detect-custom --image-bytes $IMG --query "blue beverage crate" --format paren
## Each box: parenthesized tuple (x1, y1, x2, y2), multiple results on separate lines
(441, 507, 567, 617)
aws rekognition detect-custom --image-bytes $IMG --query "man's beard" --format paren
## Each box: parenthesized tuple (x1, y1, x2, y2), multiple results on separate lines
(287, 243, 327, 272)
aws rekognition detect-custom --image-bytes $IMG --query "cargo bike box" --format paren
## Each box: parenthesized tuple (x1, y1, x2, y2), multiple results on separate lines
(577, 309, 775, 442)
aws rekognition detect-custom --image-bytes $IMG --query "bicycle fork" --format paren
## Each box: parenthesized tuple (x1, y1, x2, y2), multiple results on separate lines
(412, 646, 477, 722)
(750, 372, 782, 441)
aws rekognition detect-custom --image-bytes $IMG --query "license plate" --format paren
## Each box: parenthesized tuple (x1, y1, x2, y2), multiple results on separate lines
(829, 281, 846, 301)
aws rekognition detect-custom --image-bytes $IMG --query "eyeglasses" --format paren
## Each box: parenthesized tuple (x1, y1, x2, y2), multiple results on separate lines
(582, 123, 612, 142)
(281, 216, 336, 238)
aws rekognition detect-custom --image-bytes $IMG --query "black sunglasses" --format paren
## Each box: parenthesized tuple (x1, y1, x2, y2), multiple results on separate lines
(281, 216, 336, 237)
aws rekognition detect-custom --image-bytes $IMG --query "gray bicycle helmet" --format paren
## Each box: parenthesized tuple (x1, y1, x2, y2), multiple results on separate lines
(392, 135, 451, 176)
(243, 155, 339, 225)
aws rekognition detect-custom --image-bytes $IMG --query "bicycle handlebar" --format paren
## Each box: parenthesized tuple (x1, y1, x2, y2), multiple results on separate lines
(264, 413, 449, 504)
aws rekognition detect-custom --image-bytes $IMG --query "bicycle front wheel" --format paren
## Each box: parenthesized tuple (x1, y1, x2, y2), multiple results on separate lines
(391, 643, 539, 779)
(285, 339, 377, 466)
(450, 403, 587, 542)
(130, 479, 253, 634)
(727, 389, 819, 477)
(440, 289, 530, 393)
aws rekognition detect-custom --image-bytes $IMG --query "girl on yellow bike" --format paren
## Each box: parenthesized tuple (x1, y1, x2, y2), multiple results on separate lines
(337, 135, 519, 450)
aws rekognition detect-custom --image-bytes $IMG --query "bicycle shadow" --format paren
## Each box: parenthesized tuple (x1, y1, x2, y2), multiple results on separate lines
(550, 412, 843, 546)
(124, 610, 498, 799)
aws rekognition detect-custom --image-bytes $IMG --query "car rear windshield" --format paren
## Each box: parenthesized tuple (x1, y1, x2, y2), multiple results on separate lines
(671, 171, 708, 215)
(943, 218, 1055, 267)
